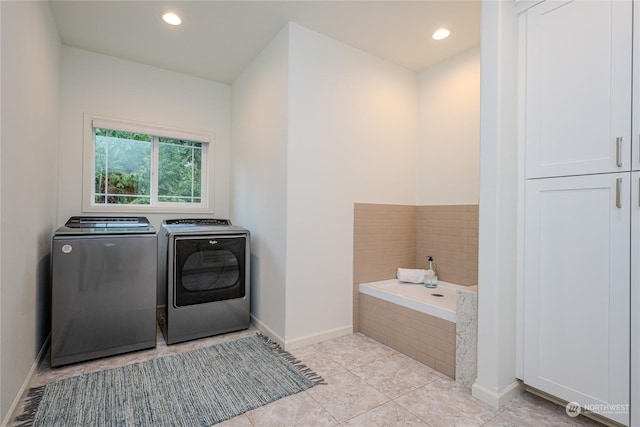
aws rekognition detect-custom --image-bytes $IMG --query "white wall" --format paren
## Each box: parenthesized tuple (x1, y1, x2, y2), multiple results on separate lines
(0, 1, 60, 421)
(231, 26, 290, 340)
(231, 23, 418, 346)
(285, 24, 418, 344)
(417, 46, 480, 205)
(58, 47, 232, 228)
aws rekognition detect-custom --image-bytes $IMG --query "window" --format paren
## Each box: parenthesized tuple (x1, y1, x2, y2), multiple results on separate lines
(84, 115, 212, 212)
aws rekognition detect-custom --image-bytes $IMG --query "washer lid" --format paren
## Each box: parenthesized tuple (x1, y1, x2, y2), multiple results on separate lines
(65, 216, 151, 228)
(56, 216, 155, 235)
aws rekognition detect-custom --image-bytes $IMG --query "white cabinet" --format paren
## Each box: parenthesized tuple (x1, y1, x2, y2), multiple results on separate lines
(632, 172, 640, 427)
(632, 4, 640, 425)
(523, 174, 630, 425)
(520, 1, 635, 424)
(524, 0, 632, 178)
(634, 2, 640, 173)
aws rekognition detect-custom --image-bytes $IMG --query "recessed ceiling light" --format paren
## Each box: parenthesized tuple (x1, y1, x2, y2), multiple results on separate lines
(432, 28, 450, 41)
(162, 12, 182, 26)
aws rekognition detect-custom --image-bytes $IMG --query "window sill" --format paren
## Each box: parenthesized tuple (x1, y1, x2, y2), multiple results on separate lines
(83, 205, 215, 215)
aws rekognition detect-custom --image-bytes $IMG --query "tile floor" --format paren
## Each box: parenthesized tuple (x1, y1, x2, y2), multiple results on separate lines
(15, 327, 605, 427)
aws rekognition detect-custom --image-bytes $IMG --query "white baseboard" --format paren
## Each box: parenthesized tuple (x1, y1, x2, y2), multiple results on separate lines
(284, 325, 353, 351)
(250, 315, 286, 348)
(1, 334, 50, 427)
(472, 379, 525, 409)
(249, 316, 352, 351)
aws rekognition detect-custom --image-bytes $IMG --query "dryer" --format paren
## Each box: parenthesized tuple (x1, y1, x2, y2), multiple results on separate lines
(158, 219, 250, 344)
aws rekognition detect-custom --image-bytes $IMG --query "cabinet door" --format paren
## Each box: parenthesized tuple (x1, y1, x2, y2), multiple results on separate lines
(633, 1, 640, 172)
(632, 172, 640, 427)
(525, 0, 632, 178)
(524, 174, 630, 425)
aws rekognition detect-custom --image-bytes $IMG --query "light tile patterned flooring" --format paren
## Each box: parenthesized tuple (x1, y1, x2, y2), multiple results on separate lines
(17, 327, 604, 427)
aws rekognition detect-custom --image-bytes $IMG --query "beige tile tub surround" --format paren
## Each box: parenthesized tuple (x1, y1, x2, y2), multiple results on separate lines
(416, 204, 479, 286)
(359, 293, 456, 378)
(353, 203, 416, 331)
(353, 203, 478, 331)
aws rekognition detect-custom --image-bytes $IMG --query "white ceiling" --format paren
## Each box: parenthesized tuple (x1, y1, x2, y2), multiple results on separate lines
(49, 1, 481, 85)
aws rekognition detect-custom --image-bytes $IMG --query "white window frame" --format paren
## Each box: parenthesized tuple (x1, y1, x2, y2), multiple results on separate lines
(83, 114, 214, 213)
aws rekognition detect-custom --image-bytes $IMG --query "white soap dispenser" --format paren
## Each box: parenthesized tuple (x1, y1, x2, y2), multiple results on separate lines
(424, 256, 438, 288)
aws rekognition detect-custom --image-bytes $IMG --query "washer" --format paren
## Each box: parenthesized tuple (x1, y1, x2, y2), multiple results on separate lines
(158, 219, 250, 344)
(51, 216, 157, 367)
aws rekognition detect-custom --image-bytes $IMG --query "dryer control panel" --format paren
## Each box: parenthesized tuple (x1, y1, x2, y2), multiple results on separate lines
(164, 218, 231, 226)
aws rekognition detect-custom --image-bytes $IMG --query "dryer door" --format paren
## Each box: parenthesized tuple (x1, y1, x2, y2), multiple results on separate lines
(173, 234, 246, 307)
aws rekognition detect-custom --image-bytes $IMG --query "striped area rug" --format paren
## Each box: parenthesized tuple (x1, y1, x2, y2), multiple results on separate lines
(15, 334, 325, 426)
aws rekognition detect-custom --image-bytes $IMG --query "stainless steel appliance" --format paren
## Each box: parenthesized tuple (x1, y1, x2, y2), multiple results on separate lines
(158, 219, 250, 344)
(51, 216, 157, 367)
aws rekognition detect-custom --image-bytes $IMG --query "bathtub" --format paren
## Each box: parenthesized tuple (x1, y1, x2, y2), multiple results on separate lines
(358, 279, 477, 323)
(358, 278, 478, 379)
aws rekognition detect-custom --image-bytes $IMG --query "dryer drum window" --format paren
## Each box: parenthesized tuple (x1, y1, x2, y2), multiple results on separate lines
(174, 236, 246, 307)
(182, 250, 239, 291)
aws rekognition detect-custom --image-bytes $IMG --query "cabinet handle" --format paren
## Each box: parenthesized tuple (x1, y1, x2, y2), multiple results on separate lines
(638, 177, 640, 208)
(616, 178, 623, 208)
(616, 137, 623, 167)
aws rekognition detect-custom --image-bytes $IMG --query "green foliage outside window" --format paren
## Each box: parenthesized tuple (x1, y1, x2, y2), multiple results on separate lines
(94, 128, 203, 205)
(158, 138, 202, 203)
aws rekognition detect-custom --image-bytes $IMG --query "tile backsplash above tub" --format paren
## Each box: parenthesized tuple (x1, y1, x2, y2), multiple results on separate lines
(416, 205, 478, 287)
